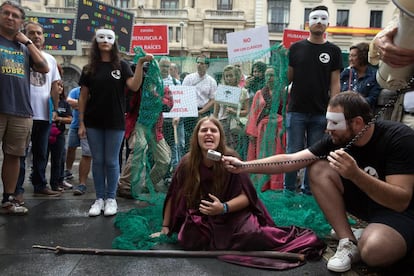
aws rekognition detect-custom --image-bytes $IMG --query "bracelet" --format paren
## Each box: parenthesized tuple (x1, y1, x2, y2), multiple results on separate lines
(53, 110, 58, 113)
(222, 202, 229, 214)
(162, 225, 169, 228)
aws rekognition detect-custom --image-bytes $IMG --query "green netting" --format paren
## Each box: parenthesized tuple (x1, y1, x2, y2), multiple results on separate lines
(113, 43, 332, 250)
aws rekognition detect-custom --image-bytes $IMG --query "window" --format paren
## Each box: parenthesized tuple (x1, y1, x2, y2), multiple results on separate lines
(112, 0, 129, 8)
(370, 10, 382, 28)
(213, 29, 234, 44)
(176, 26, 182, 43)
(267, 0, 290, 33)
(337, 10, 349, 26)
(168, 27, 173, 43)
(65, 0, 76, 7)
(161, 0, 178, 9)
(304, 8, 311, 29)
(217, 0, 232, 10)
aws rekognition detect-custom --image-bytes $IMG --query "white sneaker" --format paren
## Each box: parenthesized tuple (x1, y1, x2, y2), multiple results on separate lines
(327, 238, 360, 272)
(88, 199, 104, 217)
(330, 227, 364, 241)
(104, 198, 117, 216)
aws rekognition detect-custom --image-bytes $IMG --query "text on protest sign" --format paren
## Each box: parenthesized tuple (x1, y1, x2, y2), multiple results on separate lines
(163, 86, 198, 118)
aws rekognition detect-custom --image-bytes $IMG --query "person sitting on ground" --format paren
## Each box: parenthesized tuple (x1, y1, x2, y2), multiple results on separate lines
(151, 116, 325, 269)
(223, 92, 414, 273)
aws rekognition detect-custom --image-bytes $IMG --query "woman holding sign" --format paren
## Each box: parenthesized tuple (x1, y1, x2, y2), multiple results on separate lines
(78, 28, 153, 217)
(213, 65, 250, 159)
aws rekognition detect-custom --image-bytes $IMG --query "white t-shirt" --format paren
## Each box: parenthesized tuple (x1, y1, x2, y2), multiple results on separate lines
(182, 72, 217, 108)
(30, 51, 60, 121)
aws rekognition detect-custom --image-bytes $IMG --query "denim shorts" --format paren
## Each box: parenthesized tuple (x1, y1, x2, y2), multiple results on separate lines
(67, 128, 91, 156)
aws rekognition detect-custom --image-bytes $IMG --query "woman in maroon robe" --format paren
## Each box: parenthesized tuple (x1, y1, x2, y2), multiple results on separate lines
(152, 116, 325, 264)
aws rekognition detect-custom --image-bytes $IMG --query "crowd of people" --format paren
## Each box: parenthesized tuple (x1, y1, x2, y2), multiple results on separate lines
(1, 0, 414, 273)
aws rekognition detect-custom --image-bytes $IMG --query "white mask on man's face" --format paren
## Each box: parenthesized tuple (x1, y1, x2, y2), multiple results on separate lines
(326, 112, 347, 131)
(309, 10, 329, 27)
(96, 29, 115, 45)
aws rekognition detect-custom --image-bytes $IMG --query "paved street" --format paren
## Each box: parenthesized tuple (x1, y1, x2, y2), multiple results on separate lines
(0, 150, 412, 275)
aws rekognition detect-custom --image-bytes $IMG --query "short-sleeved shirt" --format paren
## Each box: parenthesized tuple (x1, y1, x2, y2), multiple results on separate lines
(309, 120, 414, 212)
(68, 87, 80, 129)
(182, 72, 217, 108)
(30, 51, 61, 121)
(79, 60, 133, 130)
(289, 39, 343, 114)
(0, 34, 32, 117)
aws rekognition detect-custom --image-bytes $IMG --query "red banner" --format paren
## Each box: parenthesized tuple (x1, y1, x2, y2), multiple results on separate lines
(130, 25, 169, 55)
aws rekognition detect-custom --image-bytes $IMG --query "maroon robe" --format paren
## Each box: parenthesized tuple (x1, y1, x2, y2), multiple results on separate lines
(164, 157, 326, 267)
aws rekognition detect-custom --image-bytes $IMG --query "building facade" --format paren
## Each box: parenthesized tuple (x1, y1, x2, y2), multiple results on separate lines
(17, 0, 395, 88)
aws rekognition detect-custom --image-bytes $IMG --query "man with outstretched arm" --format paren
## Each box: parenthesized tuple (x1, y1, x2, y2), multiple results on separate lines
(223, 91, 414, 273)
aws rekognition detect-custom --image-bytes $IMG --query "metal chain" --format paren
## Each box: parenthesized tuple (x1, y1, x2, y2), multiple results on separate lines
(239, 76, 414, 168)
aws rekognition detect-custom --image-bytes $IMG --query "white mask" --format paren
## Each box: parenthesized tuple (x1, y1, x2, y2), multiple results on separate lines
(309, 10, 329, 27)
(326, 112, 347, 130)
(96, 29, 115, 45)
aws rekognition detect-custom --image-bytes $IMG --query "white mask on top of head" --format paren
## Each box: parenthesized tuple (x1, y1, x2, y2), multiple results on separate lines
(326, 112, 347, 131)
(309, 10, 329, 27)
(96, 29, 115, 45)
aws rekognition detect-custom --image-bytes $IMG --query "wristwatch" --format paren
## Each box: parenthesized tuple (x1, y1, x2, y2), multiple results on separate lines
(24, 39, 33, 46)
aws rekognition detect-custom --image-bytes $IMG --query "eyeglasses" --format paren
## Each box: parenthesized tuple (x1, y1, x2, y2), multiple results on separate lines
(0, 10, 22, 20)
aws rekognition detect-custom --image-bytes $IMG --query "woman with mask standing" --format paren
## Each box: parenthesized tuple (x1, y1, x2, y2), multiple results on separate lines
(78, 29, 152, 216)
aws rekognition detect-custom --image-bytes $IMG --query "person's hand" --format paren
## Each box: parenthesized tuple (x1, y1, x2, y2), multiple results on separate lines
(327, 149, 358, 179)
(172, 117, 180, 126)
(222, 155, 244, 174)
(78, 124, 87, 139)
(14, 31, 29, 44)
(375, 27, 414, 68)
(149, 226, 169, 238)
(199, 193, 224, 216)
(137, 54, 154, 65)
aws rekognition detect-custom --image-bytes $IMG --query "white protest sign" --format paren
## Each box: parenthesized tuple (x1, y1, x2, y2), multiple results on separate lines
(215, 85, 241, 107)
(163, 86, 198, 118)
(226, 26, 270, 63)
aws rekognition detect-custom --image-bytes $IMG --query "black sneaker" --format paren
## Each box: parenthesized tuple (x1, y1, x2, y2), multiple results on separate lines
(64, 170, 74, 180)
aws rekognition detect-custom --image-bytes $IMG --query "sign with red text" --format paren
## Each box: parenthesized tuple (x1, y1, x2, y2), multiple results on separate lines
(282, 29, 327, 48)
(282, 29, 309, 48)
(163, 86, 198, 118)
(130, 25, 169, 55)
(226, 26, 270, 63)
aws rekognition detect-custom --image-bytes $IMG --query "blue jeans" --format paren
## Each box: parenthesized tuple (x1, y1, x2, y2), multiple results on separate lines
(285, 112, 326, 194)
(16, 120, 51, 194)
(86, 128, 124, 199)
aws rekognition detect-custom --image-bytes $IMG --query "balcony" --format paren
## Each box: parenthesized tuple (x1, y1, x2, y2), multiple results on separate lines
(205, 10, 244, 20)
(141, 9, 188, 19)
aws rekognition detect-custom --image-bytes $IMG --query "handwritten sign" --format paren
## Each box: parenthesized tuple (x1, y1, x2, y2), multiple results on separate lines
(130, 25, 169, 55)
(74, 0, 134, 53)
(163, 86, 198, 118)
(26, 12, 80, 56)
(226, 26, 270, 63)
